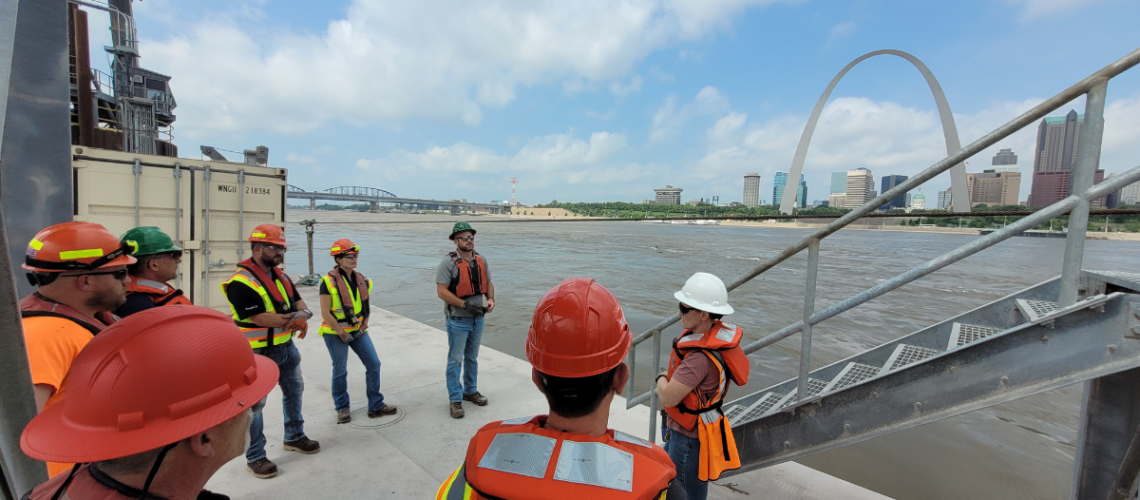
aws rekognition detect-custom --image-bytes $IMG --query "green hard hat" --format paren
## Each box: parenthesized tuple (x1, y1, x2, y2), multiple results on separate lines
(449, 221, 476, 240)
(120, 226, 182, 256)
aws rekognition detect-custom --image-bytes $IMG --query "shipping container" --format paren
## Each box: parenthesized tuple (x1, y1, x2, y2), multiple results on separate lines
(72, 146, 288, 311)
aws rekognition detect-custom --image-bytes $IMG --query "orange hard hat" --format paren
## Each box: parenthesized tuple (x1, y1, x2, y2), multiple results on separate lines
(249, 223, 287, 247)
(20, 305, 279, 463)
(526, 278, 631, 378)
(22, 221, 137, 273)
(330, 238, 359, 256)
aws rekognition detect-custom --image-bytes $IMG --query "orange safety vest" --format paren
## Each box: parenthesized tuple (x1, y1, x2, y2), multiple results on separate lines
(447, 251, 488, 299)
(664, 320, 750, 481)
(27, 464, 229, 500)
(436, 416, 675, 500)
(19, 292, 115, 335)
(125, 279, 192, 307)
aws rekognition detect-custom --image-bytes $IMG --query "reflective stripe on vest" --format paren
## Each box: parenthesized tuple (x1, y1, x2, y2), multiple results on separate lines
(318, 271, 373, 335)
(221, 269, 293, 349)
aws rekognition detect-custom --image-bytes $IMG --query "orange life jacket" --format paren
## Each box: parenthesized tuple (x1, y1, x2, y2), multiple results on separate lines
(436, 415, 675, 500)
(447, 251, 488, 299)
(236, 258, 297, 307)
(664, 320, 750, 430)
(19, 292, 115, 335)
(27, 464, 228, 500)
(125, 279, 192, 307)
(328, 268, 370, 305)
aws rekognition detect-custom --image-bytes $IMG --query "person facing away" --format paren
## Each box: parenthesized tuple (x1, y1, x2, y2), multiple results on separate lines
(20, 305, 280, 500)
(435, 221, 495, 419)
(115, 225, 191, 317)
(318, 238, 398, 424)
(437, 277, 685, 500)
(219, 223, 319, 479)
(19, 221, 136, 478)
(656, 272, 751, 500)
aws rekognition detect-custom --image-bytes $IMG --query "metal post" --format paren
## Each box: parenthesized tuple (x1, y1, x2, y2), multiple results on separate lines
(1071, 367, 1140, 500)
(133, 159, 142, 226)
(202, 165, 211, 307)
(1059, 80, 1108, 307)
(305, 220, 315, 277)
(173, 163, 182, 289)
(797, 240, 820, 400)
(649, 329, 661, 441)
(237, 169, 245, 262)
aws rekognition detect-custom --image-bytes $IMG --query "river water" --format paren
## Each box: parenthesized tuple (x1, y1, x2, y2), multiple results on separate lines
(285, 215, 1140, 500)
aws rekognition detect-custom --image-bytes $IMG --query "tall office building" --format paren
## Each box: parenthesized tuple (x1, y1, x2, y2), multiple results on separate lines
(937, 189, 952, 210)
(1029, 110, 1104, 207)
(880, 175, 908, 210)
(991, 148, 1019, 173)
(845, 168, 874, 208)
(1119, 178, 1140, 206)
(831, 172, 848, 194)
(653, 185, 683, 205)
(743, 172, 761, 208)
(966, 170, 1021, 207)
(773, 172, 807, 208)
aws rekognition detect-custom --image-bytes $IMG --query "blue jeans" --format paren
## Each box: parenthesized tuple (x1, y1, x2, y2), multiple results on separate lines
(247, 341, 307, 463)
(445, 315, 483, 403)
(321, 331, 385, 412)
(665, 430, 708, 500)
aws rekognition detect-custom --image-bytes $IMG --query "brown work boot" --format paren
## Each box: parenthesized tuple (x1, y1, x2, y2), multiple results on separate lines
(463, 392, 489, 406)
(337, 409, 351, 424)
(450, 402, 465, 419)
(247, 458, 278, 479)
(368, 405, 398, 418)
(283, 437, 321, 454)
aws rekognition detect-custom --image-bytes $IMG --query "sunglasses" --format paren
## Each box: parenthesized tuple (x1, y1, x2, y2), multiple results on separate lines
(257, 244, 287, 253)
(456, 236, 475, 242)
(338, 254, 359, 260)
(77, 269, 129, 280)
(162, 250, 184, 259)
(678, 303, 694, 315)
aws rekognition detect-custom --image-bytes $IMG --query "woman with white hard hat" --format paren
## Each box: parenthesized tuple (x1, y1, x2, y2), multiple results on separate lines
(655, 272, 751, 500)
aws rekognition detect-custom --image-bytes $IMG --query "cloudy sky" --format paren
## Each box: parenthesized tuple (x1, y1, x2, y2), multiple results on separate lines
(84, 0, 1139, 205)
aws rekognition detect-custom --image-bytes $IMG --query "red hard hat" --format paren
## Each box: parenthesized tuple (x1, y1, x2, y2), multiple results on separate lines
(22, 221, 137, 273)
(249, 223, 288, 247)
(330, 238, 359, 256)
(21, 306, 279, 463)
(526, 278, 631, 378)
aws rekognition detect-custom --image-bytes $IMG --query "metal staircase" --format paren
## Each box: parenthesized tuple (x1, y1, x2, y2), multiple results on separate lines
(622, 48, 1140, 500)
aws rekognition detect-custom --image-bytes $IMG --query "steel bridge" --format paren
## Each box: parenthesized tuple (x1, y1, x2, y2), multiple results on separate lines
(286, 185, 506, 214)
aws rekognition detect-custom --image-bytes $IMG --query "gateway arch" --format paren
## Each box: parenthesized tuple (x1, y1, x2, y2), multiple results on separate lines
(779, 49, 970, 214)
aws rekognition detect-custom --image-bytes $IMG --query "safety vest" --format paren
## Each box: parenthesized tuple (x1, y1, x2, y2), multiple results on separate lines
(663, 321, 750, 481)
(125, 278, 192, 308)
(19, 292, 115, 335)
(27, 464, 231, 500)
(220, 260, 298, 349)
(319, 268, 373, 336)
(447, 251, 488, 299)
(436, 416, 675, 500)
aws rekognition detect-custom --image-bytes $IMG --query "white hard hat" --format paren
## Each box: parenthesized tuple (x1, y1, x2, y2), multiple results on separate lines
(674, 272, 734, 315)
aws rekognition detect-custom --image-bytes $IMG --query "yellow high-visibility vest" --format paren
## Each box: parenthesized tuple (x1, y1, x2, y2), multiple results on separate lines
(221, 269, 293, 349)
(319, 272, 373, 335)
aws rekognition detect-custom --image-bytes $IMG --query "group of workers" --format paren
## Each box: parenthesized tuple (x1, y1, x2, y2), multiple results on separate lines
(15, 218, 750, 500)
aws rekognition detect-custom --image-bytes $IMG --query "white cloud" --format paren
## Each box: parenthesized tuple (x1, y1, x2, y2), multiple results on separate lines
(826, 21, 856, 48)
(649, 86, 731, 145)
(1008, 0, 1108, 20)
(138, 0, 788, 138)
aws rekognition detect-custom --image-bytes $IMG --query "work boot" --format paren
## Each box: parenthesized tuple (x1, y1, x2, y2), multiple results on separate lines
(247, 458, 278, 479)
(337, 409, 351, 424)
(283, 437, 321, 454)
(463, 392, 489, 406)
(368, 405, 398, 418)
(450, 402, 465, 419)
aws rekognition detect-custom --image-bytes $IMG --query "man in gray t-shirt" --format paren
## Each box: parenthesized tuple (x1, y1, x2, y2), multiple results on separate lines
(435, 222, 495, 419)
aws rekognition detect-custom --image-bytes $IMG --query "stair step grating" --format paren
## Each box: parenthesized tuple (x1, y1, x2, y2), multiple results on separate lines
(948, 323, 1003, 349)
(1016, 298, 1059, 323)
(880, 344, 942, 375)
(733, 392, 784, 425)
(824, 362, 881, 394)
(777, 378, 829, 410)
(723, 404, 747, 425)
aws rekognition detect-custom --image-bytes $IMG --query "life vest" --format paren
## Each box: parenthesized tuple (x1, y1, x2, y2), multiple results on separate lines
(125, 278, 192, 307)
(220, 259, 298, 349)
(319, 268, 373, 336)
(436, 416, 675, 500)
(447, 251, 488, 299)
(663, 321, 750, 481)
(19, 292, 115, 335)
(25, 464, 231, 500)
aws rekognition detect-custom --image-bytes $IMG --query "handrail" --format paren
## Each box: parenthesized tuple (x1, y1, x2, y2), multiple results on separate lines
(624, 47, 1140, 439)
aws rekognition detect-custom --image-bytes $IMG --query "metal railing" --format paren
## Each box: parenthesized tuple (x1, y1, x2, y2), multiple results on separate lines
(624, 47, 1140, 439)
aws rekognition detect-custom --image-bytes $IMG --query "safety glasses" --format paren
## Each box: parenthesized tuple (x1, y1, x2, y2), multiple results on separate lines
(77, 269, 129, 280)
(456, 236, 475, 242)
(678, 303, 694, 315)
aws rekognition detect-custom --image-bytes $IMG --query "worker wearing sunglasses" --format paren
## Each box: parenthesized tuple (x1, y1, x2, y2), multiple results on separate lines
(115, 226, 191, 318)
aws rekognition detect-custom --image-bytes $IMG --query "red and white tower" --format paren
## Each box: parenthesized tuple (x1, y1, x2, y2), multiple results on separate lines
(510, 177, 517, 206)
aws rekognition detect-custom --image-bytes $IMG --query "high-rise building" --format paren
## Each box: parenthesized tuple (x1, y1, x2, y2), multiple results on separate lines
(966, 169, 1021, 207)
(880, 175, 908, 210)
(773, 172, 807, 208)
(1118, 178, 1140, 206)
(654, 185, 683, 205)
(937, 189, 952, 210)
(1029, 110, 1103, 207)
(845, 169, 874, 208)
(991, 148, 1019, 173)
(831, 172, 848, 194)
(743, 172, 761, 208)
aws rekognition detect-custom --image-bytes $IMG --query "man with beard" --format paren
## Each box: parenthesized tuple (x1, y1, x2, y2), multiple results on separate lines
(114, 226, 191, 317)
(436, 222, 495, 419)
(221, 224, 319, 479)
(19, 221, 136, 477)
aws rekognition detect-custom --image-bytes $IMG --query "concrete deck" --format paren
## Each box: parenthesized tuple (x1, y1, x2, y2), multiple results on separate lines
(206, 287, 890, 499)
